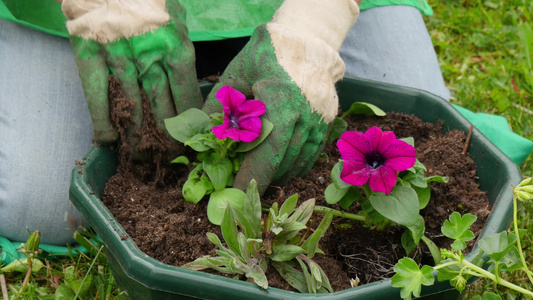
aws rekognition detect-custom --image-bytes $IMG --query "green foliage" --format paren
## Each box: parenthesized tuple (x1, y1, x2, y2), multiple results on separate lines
(426, 0, 533, 177)
(164, 108, 273, 225)
(392, 207, 533, 299)
(324, 154, 447, 257)
(0, 229, 123, 299)
(441, 212, 477, 251)
(182, 180, 334, 293)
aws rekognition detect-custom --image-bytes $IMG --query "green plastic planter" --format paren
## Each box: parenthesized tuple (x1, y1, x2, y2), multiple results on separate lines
(70, 77, 522, 300)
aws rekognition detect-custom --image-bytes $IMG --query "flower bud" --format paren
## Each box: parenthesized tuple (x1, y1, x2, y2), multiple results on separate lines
(517, 190, 533, 202)
(451, 275, 467, 292)
(21, 231, 41, 258)
(517, 177, 533, 187)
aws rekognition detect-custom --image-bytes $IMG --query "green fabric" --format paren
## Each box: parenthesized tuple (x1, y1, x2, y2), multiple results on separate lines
(453, 105, 533, 166)
(0, 0, 432, 41)
(203, 25, 330, 194)
(0, 0, 68, 37)
(0, 236, 88, 265)
(360, 0, 433, 16)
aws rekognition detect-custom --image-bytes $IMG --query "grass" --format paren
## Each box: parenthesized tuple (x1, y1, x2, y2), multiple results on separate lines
(1, 0, 532, 299)
(425, 0, 533, 297)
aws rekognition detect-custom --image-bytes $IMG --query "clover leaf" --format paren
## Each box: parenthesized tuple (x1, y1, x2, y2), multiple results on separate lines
(391, 257, 435, 300)
(441, 212, 477, 251)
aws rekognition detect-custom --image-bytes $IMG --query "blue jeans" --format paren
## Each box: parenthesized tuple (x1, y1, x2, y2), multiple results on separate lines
(0, 18, 92, 245)
(341, 6, 450, 100)
(0, 5, 448, 246)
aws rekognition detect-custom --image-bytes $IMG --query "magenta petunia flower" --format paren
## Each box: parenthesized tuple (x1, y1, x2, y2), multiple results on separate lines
(212, 86, 266, 143)
(337, 126, 416, 195)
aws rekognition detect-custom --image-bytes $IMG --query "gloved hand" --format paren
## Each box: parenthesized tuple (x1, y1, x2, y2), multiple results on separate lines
(62, 0, 203, 156)
(203, 0, 360, 194)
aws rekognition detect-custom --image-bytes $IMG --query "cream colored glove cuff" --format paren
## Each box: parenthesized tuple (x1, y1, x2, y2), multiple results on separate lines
(62, 0, 169, 43)
(271, 0, 359, 51)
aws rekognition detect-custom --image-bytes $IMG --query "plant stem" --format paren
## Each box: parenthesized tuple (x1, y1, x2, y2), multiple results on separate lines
(1, 273, 8, 300)
(314, 206, 366, 222)
(512, 193, 533, 284)
(16, 258, 32, 297)
(436, 253, 533, 297)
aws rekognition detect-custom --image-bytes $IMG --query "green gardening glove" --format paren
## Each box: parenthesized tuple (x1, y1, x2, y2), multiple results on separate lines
(203, 0, 360, 194)
(62, 0, 202, 156)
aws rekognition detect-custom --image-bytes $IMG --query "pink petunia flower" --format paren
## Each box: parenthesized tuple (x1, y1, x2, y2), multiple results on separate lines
(212, 86, 266, 143)
(337, 126, 416, 195)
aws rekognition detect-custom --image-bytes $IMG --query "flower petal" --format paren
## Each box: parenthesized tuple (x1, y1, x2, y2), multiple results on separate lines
(216, 86, 246, 112)
(212, 117, 231, 140)
(235, 117, 262, 142)
(368, 166, 398, 195)
(382, 140, 417, 171)
(340, 160, 371, 187)
(337, 131, 366, 161)
(362, 126, 383, 153)
(235, 99, 266, 118)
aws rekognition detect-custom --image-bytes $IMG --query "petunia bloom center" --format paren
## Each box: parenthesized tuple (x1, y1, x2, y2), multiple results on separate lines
(229, 114, 240, 129)
(365, 151, 386, 169)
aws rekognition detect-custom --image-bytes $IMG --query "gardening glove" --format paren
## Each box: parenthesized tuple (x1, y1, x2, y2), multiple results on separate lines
(62, 0, 203, 156)
(203, 0, 360, 194)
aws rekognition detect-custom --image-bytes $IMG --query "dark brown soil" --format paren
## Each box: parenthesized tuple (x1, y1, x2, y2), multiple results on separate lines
(102, 77, 490, 292)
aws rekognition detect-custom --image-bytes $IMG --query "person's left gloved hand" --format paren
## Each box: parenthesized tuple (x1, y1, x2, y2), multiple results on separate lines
(62, 0, 203, 157)
(203, 0, 360, 194)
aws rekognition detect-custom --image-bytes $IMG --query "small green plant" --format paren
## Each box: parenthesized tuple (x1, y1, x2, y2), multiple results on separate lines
(391, 177, 533, 300)
(182, 180, 334, 293)
(165, 86, 273, 224)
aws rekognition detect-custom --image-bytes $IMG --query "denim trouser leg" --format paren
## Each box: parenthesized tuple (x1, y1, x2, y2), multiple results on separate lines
(0, 18, 93, 245)
(340, 6, 450, 101)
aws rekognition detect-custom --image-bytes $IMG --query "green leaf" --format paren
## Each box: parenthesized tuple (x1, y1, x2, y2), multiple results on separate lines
(337, 187, 363, 210)
(272, 262, 309, 293)
(331, 161, 352, 189)
(164, 108, 211, 143)
(425, 175, 449, 183)
(478, 231, 518, 262)
(207, 188, 246, 225)
(184, 133, 212, 152)
(1, 258, 44, 273)
(182, 165, 207, 204)
(54, 284, 76, 300)
(441, 212, 477, 251)
(369, 186, 420, 228)
(341, 102, 386, 119)
(324, 183, 350, 205)
(327, 117, 348, 143)
(66, 274, 92, 299)
(279, 194, 298, 218)
(203, 155, 233, 191)
(235, 119, 274, 152)
(391, 258, 435, 300)
(288, 198, 315, 224)
(270, 245, 304, 262)
(242, 180, 262, 238)
(401, 230, 417, 255)
(245, 264, 269, 290)
(301, 211, 333, 259)
(221, 205, 240, 254)
(413, 185, 431, 209)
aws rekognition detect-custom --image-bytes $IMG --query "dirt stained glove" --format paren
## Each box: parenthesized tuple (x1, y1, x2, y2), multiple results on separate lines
(203, 0, 360, 194)
(62, 0, 203, 156)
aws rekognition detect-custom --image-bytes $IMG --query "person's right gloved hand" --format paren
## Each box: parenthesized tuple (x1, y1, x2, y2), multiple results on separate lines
(62, 0, 203, 156)
(203, 0, 360, 194)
